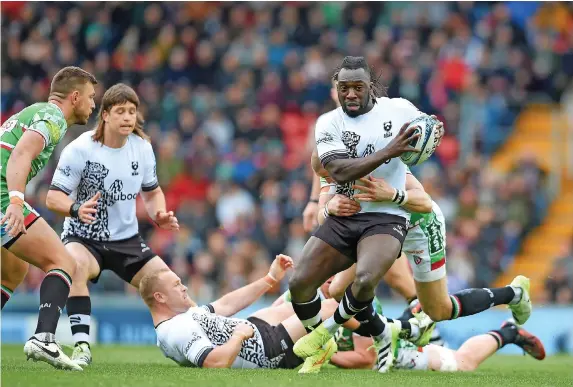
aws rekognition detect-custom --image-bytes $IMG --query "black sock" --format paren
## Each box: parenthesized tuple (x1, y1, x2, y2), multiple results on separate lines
(67, 296, 91, 346)
(292, 292, 322, 333)
(35, 269, 72, 335)
(488, 324, 518, 349)
(1, 285, 13, 309)
(450, 287, 516, 319)
(354, 303, 386, 337)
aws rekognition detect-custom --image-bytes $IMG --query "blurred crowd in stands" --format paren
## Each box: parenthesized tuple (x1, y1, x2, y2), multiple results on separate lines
(2, 2, 572, 303)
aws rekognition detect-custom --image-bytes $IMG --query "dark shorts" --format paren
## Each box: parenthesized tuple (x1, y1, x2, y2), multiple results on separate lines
(247, 316, 303, 370)
(313, 212, 408, 261)
(63, 234, 156, 284)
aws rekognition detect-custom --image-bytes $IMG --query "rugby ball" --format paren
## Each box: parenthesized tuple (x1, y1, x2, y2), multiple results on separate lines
(399, 114, 440, 166)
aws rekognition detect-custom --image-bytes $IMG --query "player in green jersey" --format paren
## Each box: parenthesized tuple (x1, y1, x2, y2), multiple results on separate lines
(0, 66, 97, 371)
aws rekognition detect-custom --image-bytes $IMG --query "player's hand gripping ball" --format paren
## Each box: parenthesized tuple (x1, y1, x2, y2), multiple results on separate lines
(399, 114, 442, 166)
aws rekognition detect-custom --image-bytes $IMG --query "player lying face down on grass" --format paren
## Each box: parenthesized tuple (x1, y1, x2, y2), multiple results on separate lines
(141, 254, 366, 369)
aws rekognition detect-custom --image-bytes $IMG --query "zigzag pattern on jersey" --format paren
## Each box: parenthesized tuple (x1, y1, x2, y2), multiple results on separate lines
(335, 131, 375, 198)
(63, 161, 122, 241)
(190, 310, 285, 368)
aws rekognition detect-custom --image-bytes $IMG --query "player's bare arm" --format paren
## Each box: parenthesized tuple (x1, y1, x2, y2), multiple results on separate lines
(1, 131, 45, 237)
(324, 123, 420, 184)
(330, 335, 375, 369)
(352, 174, 432, 213)
(140, 186, 179, 231)
(202, 323, 254, 368)
(210, 254, 294, 317)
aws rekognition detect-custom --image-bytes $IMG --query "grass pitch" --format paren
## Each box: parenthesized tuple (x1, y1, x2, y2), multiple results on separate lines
(2, 345, 571, 387)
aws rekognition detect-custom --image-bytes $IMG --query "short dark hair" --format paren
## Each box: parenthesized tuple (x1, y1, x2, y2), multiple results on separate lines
(49, 66, 98, 98)
(332, 56, 387, 100)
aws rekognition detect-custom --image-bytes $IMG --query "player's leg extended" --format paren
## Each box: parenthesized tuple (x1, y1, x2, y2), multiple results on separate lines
(65, 242, 101, 367)
(7, 217, 82, 371)
(408, 209, 531, 324)
(1, 248, 29, 308)
(415, 275, 530, 324)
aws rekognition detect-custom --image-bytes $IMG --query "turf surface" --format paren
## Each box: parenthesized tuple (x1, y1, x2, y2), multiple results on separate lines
(2, 345, 571, 387)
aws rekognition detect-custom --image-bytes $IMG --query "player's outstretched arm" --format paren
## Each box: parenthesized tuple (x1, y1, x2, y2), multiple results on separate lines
(210, 254, 294, 317)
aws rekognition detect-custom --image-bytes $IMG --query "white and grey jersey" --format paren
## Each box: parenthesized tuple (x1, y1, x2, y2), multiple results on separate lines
(315, 97, 423, 220)
(155, 306, 284, 369)
(50, 130, 158, 241)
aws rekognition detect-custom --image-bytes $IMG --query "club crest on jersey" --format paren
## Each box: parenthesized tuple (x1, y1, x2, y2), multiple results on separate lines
(131, 161, 139, 176)
(383, 121, 393, 138)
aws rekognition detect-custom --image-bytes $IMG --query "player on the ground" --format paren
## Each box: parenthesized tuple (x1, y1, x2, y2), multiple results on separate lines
(288, 56, 430, 374)
(331, 318, 545, 371)
(45, 83, 179, 367)
(0, 66, 97, 371)
(142, 255, 360, 369)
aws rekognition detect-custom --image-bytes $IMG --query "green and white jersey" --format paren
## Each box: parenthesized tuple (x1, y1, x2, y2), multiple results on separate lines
(0, 102, 68, 184)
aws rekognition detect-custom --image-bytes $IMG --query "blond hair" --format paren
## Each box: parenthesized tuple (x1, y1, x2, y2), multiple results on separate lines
(139, 269, 171, 308)
(92, 83, 149, 143)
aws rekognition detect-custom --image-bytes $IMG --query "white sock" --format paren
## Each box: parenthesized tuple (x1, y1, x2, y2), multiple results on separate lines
(409, 324, 421, 340)
(323, 316, 340, 334)
(509, 286, 523, 305)
(374, 321, 391, 341)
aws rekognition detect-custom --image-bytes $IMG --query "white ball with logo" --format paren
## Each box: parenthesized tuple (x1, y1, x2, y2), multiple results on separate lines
(399, 114, 440, 166)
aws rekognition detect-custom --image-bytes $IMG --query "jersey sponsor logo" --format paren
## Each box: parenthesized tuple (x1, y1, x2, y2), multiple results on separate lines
(0, 119, 17, 134)
(383, 121, 393, 138)
(316, 132, 334, 146)
(404, 249, 424, 255)
(184, 332, 201, 353)
(58, 165, 71, 177)
(131, 161, 139, 176)
(67, 161, 138, 241)
(425, 216, 445, 255)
